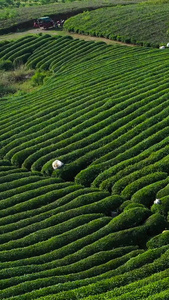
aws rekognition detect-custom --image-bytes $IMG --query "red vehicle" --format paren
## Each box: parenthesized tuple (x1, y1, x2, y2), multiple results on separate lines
(34, 17, 55, 29)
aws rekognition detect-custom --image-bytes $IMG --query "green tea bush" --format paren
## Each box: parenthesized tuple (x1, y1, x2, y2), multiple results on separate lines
(156, 183, 169, 198)
(13, 53, 31, 68)
(147, 231, 169, 248)
(81, 264, 169, 299)
(0, 179, 70, 210)
(0, 217, 110, 262)
(120, 172, 168, 200)
(106, 277, 169, 300)
(0, 245, 136, 278)
(14, 248, 169, 300)
(0, 213, 104, 247)
(108, 207, 150, 232)
(151, 195, 169, 216)
(112, 163, 169, 195)
(3, 35, 52, 62)
(31, 71, 47, 86)
(131, 177, 169, 207)
(2, 35, 169, 299)
(144, 213, 167, 236)
(0, 36, 37, 59)
(123, 203, 145, 211)
(0, 250, 142, 298)
(0, 59, 14, 71)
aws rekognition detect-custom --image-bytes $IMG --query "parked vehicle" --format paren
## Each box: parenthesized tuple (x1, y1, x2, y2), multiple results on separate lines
(34, 17, 55, 29)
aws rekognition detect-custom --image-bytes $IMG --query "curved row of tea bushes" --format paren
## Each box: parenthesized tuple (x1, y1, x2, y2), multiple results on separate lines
(0, 248, 140, 289)
(4, 72, 159, 164)
(0, 217, 111, 262)
(0, 213, 105, 249)
(0, 181, 75, 215)
(63, 3, 169, 47)
(0, 42, 158, 122)
(83, 270, 169, 300)
(26, 36, 73, 69)
(0, 214, 165, 294)
(0, 211, 165, 268)
(33, 84, 169, 172)
(0, 188, 100, 231)
(1, 36, 169, 299)
(97, 148, 169, 193)
(111, 164, 169, 196)
(0, 75, 118, 153)
(5, 246, 169, 300)
(82, 246, 169, 300)
(0, 35, 37, 59)
(1, 190, 108, 230)
(0, 206, 150, 251)
(0, 47, 166, 142)
(0, 187, 109, 229)
(0, 250, 143, 299)
(92, 133, 169, 188)
(37, 38, 86, 70)
(131, 177, 169, 207)
(1, 35, 52, 62)
(120, 172, 168, 200)
(50, 116, 169, 182)
(75, 91, 169, 186)
(0, 246, 136, 281)
(78, 124, 169, 189)
(0, 210, 162, 274)
(21, 84, 169, 171)
(38, 84, 169, 175)
(0, 44, 140, 127)
(39, 41, 108, 72)
(49, 41, 110, 72)
(0, 175, 61, 200)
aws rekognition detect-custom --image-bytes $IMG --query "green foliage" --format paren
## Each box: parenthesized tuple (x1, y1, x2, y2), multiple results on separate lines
(147, 231, 169, 249)
(131, 177, 169, 207)
(0, 59, 13, 70)
(64, 3, 169, 47)
(31, 70, 46, 86)
(1, 33, 169, 300)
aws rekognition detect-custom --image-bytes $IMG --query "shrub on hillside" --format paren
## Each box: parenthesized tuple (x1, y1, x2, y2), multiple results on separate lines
(144, 213, 167, 236)
(121, 172, 168, 200)
(13, 53, 31, 68)
(151, 196, 169, 216)
(147, 230, 169, 248)
(0, 60, 14, 71)
(31, 71, 46, 86)
(0, 83, 16, 97)
(123, 202, 146, 211)
(131, 177, 169, 207)
(75, 165, 102, 187)
(108, 207, 150, 232)
(156, 183, 169, 198)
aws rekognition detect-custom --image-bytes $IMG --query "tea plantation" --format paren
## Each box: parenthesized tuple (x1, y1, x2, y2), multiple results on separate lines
(1, 16, 169, 299)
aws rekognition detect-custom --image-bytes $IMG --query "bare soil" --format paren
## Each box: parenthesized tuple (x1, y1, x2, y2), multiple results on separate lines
(0, 28, 136, 47)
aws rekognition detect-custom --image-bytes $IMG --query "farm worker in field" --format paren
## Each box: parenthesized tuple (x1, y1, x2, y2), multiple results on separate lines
(154, 198, 161, 204)
(52, 160, 64, 170)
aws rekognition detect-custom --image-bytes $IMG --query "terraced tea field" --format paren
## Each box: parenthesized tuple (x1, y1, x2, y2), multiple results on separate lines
(1, 34, 169, 299)
(64, 1, 169, 47)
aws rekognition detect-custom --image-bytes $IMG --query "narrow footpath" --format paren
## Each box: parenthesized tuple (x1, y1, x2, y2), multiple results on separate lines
(0, 28, 136, 47)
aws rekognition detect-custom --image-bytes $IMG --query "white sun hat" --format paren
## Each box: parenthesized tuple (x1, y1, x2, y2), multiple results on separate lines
(52, 160, 64, 170)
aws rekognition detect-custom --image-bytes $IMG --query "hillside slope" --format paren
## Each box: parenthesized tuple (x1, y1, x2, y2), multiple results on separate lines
(64, 2, 169, 47)
(0, 34, 169, 299)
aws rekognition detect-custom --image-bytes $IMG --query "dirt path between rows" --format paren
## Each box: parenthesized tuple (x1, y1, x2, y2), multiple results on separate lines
(0, 28, 136, 47)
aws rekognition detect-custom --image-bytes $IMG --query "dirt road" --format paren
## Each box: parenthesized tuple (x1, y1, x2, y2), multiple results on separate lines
(0, 28, 136, 47)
